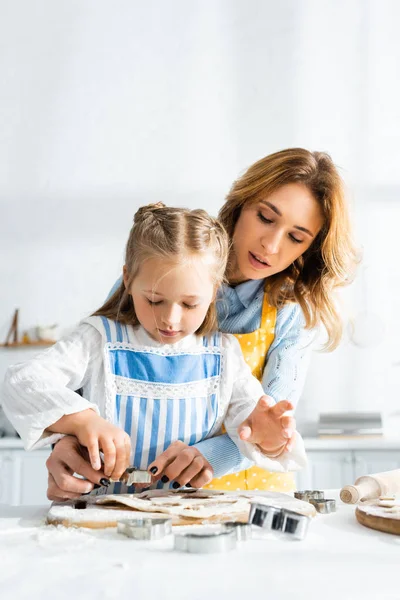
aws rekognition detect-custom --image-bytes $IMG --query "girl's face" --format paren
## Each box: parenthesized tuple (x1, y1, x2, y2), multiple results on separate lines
(230, 183, 324, 283)
(125, 256, 215, 343)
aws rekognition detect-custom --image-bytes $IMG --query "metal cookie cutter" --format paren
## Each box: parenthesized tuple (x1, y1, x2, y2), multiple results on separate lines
(294, 490, 324, 502)
(309, 498, 336, 514)
(117, 517, 172, 540)
(174, 527, 237, 553)
(111, 467, 152, 486)
(249, 502, 310, 541)
(223, 522, 252, 541)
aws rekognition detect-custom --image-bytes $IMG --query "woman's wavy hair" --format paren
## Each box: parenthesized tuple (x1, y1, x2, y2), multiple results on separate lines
(93, 203, 229, 335)
(219, 148, 359, 350)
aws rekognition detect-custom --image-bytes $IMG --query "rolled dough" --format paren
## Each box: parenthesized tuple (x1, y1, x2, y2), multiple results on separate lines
(47, 489, 316, 529)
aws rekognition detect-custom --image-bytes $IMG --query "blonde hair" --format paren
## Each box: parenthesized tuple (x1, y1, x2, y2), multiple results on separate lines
(93, 202, 229, 335)
(219, 148, 359, 350)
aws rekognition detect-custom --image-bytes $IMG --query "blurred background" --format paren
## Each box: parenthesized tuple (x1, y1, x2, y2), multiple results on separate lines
(1, 0, 400, 503)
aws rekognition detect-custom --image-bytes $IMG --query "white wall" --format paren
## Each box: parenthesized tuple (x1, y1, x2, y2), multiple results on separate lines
(1, 0, 400, 433)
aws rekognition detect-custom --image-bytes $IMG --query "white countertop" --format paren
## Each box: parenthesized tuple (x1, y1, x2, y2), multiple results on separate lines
(303, 436, 400, 450)
(0, 437, 25, 449)
(0, 491, 398, 600)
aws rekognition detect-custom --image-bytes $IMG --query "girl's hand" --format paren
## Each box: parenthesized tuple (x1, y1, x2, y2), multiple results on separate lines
(73, 411, 132, 480)
(238, 395, 296, 457)
(148, 441, 214, 489)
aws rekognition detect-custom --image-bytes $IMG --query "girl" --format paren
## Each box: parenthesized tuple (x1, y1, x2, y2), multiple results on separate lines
(3, 204, 305, 494)
(41, 147, 358, 498)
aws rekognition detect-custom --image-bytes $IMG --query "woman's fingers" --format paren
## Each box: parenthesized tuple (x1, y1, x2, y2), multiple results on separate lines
(284, 430, 297, 452)
(281, 415, 296, 438)
(189, 466, 214, 488)
(163, 451, 203, 484)
(256, 395, 275, 410)
(148, 441, 213, 488)
(47, 473, 83, 501)
(172, 457, 212, 487)
(46, 468, 91, 500)
(238, 425, 252, 441)
(147, 440, 186, 478)
(46, 438, 102, 494)
(270, 400, 294, 418)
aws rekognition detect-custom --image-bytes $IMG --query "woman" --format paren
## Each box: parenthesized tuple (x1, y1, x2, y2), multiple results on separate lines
(45, 148, 358, 500)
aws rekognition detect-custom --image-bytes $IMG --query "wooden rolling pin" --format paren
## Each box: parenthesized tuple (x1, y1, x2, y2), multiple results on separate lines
(340, 469, 400, 504)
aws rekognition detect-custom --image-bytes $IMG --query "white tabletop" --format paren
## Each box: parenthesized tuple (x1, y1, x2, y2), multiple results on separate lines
(0, 491, 398, 600)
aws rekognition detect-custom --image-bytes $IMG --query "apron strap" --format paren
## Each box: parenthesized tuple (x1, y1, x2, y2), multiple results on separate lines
(100, 316, 125, 343)
(202, 332, 222, 348)
(260, 292, 277, 335)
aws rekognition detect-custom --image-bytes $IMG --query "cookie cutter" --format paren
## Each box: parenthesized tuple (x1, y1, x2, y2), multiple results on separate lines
(110, 467, 152, 486)
(117, 517, 172, 540)
(223, 522, 252, 541)
(294, 490, 324, 502)
(249, 502, 310, 540)
(309, 498, 336, 514)
(174, 526, 237, 553)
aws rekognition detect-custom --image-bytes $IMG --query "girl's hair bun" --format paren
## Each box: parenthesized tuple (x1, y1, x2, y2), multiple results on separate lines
(133, 202, 166, 224)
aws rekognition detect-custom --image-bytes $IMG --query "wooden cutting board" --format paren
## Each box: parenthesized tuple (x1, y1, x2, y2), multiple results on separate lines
(356, 500, 400, 536)
(46, 490, 315, 529)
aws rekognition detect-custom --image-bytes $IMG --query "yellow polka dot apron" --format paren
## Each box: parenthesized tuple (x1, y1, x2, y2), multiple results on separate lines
(204, 292, 296, 492)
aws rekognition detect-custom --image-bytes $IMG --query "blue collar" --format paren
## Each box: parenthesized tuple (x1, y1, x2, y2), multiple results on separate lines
(221, 279, 265, 308)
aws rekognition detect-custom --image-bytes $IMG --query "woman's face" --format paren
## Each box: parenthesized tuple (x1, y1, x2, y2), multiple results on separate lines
(230, 183, 324, 283)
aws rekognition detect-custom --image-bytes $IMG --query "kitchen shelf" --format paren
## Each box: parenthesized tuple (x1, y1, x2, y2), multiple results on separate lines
(0, 341, 54, 348)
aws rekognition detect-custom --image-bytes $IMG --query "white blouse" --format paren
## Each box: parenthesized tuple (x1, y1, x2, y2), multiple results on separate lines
(2, 322, 307, 473)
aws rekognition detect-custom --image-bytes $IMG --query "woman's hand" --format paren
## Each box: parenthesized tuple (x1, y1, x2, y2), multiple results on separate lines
(72, 411, 131, 480)
(238, 395, 296, 457)
(148, 441, 214, 488)
(46, 435, 106, 501)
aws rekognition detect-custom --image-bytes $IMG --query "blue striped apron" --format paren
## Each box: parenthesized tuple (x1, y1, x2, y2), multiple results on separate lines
(86, 316, 223, 494)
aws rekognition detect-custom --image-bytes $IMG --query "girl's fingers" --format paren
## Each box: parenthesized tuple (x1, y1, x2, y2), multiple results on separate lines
(125, 436, 132, 465)
(110, 439, 130, 481)
(122, 436, 133, 479)
(100, 438, 117, 477)
(86, 438, 101, 471)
